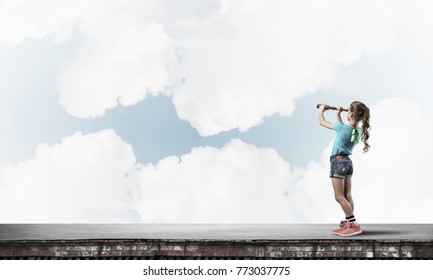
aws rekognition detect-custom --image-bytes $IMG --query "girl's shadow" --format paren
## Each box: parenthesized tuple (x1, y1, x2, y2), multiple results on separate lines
(360, 230, 408, 237)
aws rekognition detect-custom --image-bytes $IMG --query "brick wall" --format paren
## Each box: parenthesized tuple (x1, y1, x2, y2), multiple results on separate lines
(1, 239, 432, 259)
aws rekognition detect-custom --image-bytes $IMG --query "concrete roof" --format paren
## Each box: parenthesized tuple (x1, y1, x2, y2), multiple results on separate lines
(1, 224, 432, 241)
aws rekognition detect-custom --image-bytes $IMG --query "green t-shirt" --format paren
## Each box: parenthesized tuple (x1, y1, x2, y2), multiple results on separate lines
(331, 122, 362, 156)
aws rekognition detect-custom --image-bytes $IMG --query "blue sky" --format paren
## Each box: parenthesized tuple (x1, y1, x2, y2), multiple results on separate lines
(1, 0, 433, 223)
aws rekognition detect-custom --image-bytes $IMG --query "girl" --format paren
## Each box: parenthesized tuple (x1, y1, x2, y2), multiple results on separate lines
(318, 101, 370, 237)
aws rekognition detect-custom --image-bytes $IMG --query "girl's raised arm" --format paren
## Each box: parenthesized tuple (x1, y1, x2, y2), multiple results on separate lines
(318, 104, 333, 129)
(336, 106, 344, 123)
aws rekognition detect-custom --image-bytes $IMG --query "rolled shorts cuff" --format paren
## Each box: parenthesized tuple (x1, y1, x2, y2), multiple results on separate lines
(330, 174, 352, 179)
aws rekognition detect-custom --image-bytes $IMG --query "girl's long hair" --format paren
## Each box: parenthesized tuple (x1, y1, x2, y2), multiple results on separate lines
(350, 101, 371, 153)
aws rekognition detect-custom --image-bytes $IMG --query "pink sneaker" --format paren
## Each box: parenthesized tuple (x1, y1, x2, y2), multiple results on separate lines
(338, 221, 362, 237)
(332, 220, 346, 235)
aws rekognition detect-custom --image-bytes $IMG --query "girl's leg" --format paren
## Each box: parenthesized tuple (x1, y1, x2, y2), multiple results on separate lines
(344, 177, 354, 212)
(332, 178, 353, 218)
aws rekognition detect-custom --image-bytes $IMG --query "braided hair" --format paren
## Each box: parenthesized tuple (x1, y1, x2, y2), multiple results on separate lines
(350, 101, 371, 153)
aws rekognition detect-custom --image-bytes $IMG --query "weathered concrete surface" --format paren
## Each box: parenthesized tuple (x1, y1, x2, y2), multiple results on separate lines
(1, 224, 432, 240)
(0, 224, 432, 259)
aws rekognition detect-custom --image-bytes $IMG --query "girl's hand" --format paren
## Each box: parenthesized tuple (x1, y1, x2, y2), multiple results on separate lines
(319, 104, 327, 112)
(336, 106, 343, 113)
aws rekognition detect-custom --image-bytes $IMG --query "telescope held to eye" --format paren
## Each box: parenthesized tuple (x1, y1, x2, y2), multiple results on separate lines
(316, 104, 348, 112)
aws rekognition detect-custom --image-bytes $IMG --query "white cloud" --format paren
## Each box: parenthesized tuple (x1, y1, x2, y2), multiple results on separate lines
(171, 0, 403, 136)
(0, 0, 404, 135)
(0, 0, 82, 46)
(57, 20, 176, 118)
(0, 133, 315, 223)
(0, 129, 141, 223)
(0, 0, 178, 118)
(54, 0, 178, 118)
(134, 139, 313, 223)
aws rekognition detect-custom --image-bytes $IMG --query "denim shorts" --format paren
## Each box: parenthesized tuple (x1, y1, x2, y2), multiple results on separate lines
(329, 155, 353, 179)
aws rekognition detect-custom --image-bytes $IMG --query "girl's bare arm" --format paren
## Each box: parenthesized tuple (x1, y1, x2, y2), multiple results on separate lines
(318, 104, 333, 129)
(336, 106, 343, 123)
